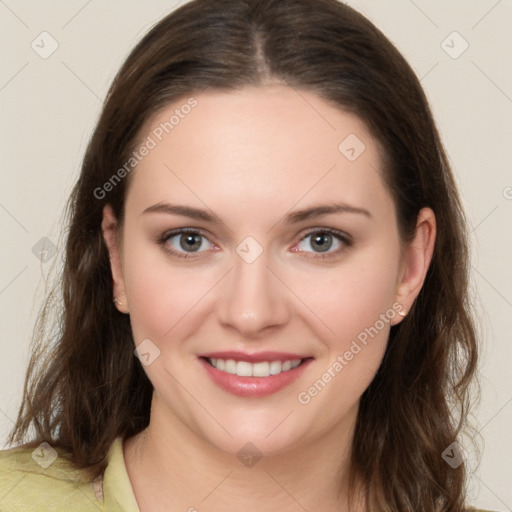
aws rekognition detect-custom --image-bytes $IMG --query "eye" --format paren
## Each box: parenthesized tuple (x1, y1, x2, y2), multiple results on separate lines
(293, 228, 351, 258)
(158, 229, 214, 258)
(156, 227, 351, 260)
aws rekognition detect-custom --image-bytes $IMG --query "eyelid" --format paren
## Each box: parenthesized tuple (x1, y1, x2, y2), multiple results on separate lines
(299, 227, 353, 245)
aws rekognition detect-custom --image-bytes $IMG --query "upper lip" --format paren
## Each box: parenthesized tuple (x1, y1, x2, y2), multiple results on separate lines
(199, 351, 312, 363)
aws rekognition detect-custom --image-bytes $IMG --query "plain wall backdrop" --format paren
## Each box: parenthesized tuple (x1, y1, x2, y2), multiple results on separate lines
(1, 1, 511, 510)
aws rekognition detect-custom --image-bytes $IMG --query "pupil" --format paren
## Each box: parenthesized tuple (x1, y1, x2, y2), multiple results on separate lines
(180, 234, 201, 251)
(312, 233, 332, 252)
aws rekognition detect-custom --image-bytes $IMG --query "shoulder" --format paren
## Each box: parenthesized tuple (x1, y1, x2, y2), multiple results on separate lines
(0, 442, 103, 511)
(466, 507, 502, 512)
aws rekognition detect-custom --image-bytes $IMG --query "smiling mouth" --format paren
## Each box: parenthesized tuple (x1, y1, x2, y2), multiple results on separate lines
(201, 357, 311, 377)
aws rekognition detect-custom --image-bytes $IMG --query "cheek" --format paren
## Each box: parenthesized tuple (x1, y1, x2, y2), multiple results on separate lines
(293, 257, 398, 414)
(121, 236, 201, 343)
(295, 249, 400, 343)
(290, 245, 401, 404)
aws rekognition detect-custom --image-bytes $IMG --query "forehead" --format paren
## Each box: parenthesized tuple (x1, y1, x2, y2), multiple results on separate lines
(125, 85, 394, 224)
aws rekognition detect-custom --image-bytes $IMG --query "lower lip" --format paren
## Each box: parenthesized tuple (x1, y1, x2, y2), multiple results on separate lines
(199, 357, 313, 398)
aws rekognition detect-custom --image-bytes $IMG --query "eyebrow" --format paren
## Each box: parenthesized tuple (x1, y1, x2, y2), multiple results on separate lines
(141, 202, 371, 223)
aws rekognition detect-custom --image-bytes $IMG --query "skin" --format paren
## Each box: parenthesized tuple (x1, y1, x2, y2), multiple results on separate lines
(102, 85, 436, 511)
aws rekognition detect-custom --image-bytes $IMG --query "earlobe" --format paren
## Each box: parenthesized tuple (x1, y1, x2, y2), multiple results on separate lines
(101, 205, 129, 313)
(392, 207, 436, 325)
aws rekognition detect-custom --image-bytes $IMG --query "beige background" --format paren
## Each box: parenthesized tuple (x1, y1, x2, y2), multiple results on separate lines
(1, 1, 511, 510)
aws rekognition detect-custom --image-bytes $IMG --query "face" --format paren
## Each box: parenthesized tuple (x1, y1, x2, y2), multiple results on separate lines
(103, 85, 435, 457)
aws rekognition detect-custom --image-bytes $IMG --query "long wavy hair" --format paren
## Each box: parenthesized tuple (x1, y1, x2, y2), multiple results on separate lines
(9, 1, 479, 510)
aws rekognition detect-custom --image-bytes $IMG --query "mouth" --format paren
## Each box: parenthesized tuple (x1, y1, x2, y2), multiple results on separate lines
(200, 356, 311, 377)
(198, 353, 314, 398)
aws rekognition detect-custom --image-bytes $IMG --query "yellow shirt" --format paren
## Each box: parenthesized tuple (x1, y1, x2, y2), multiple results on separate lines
(0, 437, 139, 511)
(0, 437, 498, 511)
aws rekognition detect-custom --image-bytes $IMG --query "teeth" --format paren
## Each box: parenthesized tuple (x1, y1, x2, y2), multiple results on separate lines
(209, 358, 302, 377)
(252, 361, 270, 377)
(236, 361, 252, 377)
(270, 360, 286, 375)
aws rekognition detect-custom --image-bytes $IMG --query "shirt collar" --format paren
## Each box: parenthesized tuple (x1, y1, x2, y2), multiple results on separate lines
(102, 437, 140, 511)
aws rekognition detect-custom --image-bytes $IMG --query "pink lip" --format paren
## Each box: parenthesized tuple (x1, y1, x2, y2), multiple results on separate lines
(198, 356, 314, 398)
(199, 350, 310, 363)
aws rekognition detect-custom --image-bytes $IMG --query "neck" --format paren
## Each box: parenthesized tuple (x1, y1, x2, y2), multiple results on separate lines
(124, 395, 365, 512)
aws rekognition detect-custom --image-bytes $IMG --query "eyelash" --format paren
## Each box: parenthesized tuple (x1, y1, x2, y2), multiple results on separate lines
(156, 227, 352, 260)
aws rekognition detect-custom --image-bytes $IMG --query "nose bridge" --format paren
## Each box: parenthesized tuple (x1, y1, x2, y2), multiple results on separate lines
(217, 242, 290, 335)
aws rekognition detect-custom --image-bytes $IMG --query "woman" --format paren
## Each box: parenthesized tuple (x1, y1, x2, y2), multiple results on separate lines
(0, 0, 492, 510)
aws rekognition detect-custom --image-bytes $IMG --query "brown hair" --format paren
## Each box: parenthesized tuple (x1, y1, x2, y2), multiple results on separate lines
(9, 1, 479, 510)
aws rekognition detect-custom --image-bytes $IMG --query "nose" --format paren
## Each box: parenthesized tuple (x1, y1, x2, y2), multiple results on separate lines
(217, 248, 291, 338)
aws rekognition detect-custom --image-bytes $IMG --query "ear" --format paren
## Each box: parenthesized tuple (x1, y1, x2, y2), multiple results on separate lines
(391, 207, 436, 326)
(102, 204, 129, 314)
